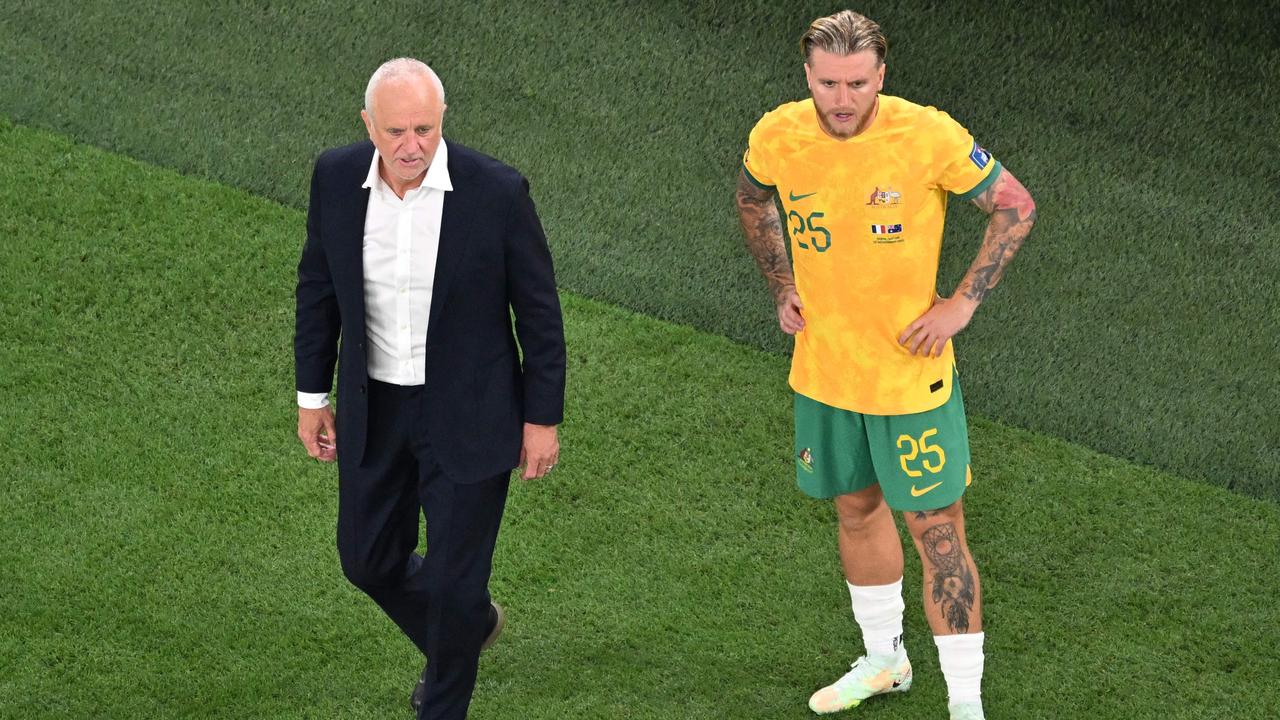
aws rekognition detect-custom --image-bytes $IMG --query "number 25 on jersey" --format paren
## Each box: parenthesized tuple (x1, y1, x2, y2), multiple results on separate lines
(788, 209, 831, 253)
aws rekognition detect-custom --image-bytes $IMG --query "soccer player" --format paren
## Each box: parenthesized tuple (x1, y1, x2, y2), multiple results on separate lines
(735, 10, 1036, 720)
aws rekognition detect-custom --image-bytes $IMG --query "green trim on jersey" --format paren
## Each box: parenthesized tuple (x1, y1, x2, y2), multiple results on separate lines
(954, 160, 1003, 203)
(741, 162, 774, 190)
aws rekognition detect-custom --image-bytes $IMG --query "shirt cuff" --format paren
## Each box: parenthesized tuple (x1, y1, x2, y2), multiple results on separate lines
(297, 391, 330, 409)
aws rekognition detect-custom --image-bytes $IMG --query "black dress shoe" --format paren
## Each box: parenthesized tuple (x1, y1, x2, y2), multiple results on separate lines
(481, 601, 506, 651)
(410, 601, 505, 712)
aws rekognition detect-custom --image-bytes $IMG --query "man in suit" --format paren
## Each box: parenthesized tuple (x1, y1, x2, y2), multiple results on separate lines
(293, 57, 566, 720)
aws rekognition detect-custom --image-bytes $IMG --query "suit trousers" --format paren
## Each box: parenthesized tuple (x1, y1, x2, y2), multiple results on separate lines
(337, 379, 510, 720)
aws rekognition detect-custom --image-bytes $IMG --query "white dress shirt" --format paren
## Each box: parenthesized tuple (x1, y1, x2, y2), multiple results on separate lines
(298, 141, 453, 408)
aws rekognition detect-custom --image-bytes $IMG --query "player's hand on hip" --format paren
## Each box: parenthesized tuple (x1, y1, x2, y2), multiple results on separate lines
(519, 422, 559, 480)
(777, 287, 806, 335)
(298, 406, 338, 462)
(898, 295, 978, 357)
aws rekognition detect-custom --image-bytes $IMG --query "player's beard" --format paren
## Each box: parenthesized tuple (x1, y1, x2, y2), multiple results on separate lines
(816, 98, 877, 140)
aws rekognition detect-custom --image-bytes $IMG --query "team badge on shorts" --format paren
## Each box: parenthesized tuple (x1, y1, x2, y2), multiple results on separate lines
(798, 447, 815, 473)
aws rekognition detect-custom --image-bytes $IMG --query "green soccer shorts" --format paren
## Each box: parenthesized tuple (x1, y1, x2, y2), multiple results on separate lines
(793, 372, 972, 512)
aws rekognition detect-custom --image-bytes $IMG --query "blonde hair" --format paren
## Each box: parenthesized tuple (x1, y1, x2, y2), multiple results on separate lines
(800, 10, 887, 64)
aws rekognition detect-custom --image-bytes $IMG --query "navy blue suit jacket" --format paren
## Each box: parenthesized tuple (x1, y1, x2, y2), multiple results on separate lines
(294, 140, 565, 482)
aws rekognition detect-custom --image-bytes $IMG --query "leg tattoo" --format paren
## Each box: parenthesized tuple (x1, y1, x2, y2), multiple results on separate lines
(921, 522, 976, 633)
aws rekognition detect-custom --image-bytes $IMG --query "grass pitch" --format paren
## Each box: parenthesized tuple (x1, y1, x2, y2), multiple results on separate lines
(3, 120, 1279, 719)
(1, 1, 1277, 498)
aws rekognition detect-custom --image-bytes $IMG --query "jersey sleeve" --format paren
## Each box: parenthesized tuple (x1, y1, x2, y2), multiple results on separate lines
(742, 119, 776, 189)
(932, 111, 1001, 201)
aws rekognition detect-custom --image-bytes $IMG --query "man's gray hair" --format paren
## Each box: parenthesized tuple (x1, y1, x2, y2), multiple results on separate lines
(364, 58, 445, 115)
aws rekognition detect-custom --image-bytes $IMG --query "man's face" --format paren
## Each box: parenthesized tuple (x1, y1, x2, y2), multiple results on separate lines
(804, 48, 885, 140)
(361, 75, 446, 189)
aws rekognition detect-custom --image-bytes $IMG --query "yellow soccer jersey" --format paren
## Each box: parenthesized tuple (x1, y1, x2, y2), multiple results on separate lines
(743, 95, 1001, 415)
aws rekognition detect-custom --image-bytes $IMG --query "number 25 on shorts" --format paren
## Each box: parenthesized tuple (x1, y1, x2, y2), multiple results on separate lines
(897, 428, 946, 478)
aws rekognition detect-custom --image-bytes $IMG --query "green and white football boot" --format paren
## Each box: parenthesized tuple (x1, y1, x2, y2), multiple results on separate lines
(808, 654, 912, 714)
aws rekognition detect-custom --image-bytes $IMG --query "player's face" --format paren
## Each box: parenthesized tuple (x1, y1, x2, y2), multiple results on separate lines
(804, 48, 885, 140)
(361, 76, 446, 192)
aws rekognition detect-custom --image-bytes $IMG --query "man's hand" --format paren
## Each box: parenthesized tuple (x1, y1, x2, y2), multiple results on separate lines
(777, 286, 806, 335)
(898, 295, 978, 357)
(298, 406, 337, 462)
(518, 423, 559, 480)
(900, 169, 1036, 359)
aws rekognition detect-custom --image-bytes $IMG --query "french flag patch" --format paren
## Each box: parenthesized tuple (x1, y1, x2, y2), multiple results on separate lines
(969, 141, 991, 169)
(870, 223, 902, 234)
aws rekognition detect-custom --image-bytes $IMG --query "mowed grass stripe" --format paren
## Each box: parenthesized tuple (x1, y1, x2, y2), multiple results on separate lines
(1, 1, 1277, 499)
(2, 122, 1277, 719)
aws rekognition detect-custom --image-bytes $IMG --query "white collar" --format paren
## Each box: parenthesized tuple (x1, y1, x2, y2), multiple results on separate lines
(362, 139, 453, 195)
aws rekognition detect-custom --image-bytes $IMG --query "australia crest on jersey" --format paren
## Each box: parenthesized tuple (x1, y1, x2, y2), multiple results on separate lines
(866, 186, 902, 207)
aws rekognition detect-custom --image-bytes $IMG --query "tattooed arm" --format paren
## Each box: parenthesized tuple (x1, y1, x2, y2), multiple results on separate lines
(898, 168, 1037, 356)
(736, 169, 805, 334)
(954, 169, 1037, 303)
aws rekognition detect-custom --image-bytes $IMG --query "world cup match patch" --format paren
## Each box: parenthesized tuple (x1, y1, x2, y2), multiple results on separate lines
(871, 223, 905, 243)
(969, 141, 991, 169)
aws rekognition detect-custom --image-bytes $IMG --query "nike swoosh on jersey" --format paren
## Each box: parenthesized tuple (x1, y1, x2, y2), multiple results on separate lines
(788, 191, 817, 201)
(910, 481, 944, 497)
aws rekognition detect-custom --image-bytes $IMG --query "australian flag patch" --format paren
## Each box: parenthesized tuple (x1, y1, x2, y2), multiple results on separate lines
(870, 223, 903, 234)
(969, 141, 991, 170)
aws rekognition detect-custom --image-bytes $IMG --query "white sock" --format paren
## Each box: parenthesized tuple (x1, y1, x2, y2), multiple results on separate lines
(846, 578, 906, 661)
(934, 632, 985, 705)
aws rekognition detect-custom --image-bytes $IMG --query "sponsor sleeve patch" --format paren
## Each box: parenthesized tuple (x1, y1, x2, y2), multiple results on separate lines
(968, 141, 991, 170)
